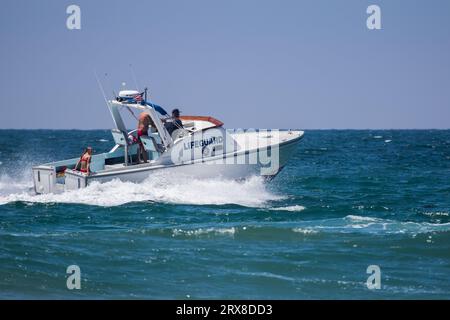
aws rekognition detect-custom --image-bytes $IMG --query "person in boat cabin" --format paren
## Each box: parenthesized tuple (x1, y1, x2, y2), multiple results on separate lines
(164, 108, 183, 137)
(137, 112, 154, 163)
(75, 147, 92, 174)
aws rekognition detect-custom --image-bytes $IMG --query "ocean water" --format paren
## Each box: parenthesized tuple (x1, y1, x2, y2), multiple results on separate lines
(0, 129, 449, 299)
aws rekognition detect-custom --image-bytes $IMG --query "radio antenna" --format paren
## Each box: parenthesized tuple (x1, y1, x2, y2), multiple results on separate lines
(103, 72, 117, 99)
(129, 64, 140, 91)
(94, 69, 110, 108)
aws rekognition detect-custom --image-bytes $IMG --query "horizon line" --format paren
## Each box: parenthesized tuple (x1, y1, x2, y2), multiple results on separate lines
(0, 128, 449, 131)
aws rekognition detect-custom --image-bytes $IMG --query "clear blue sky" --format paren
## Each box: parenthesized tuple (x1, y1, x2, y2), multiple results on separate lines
(0, 0, 449, 129)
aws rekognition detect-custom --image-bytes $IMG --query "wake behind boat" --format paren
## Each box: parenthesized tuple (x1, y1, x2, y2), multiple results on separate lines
(32, 88, 303, 194)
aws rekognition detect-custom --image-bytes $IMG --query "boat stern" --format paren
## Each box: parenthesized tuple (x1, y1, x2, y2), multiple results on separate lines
(64, 169, 88, 191)
(32, 165, 57, 194)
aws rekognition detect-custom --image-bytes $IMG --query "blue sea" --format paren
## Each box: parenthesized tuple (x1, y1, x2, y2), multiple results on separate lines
(0, 130, 449, 299)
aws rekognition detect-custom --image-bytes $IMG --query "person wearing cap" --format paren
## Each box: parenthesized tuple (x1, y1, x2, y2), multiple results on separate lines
(164, 108, 183, 137)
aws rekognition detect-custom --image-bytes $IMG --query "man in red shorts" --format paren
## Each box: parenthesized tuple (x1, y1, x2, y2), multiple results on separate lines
(137, 112, 152, 163)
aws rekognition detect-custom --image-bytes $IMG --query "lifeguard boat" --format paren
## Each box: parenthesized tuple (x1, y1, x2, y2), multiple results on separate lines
(32, 88, 303, 194)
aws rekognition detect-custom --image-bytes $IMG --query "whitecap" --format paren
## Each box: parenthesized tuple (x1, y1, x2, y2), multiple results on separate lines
(237, 271, 295, 282)
(270, 205, 306, 212)
(423, 212, 449, 217)
(172, 227, 236, 237)
(292, 228, 318, 235)
(345, 215, 378, 222)
(341, 215, 450, 234)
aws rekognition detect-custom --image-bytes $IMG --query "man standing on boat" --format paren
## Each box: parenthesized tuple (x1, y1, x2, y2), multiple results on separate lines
(137, 112, 152, 163)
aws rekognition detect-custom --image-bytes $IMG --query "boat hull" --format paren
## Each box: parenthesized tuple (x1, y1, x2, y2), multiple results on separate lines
(33, 130, 303, 194)
(66, 136, 301, 190)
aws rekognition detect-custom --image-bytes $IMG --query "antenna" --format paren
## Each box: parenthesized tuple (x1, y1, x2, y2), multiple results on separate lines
(103, 72, 117, 99)
(94, 69, 110, 108)
(129, 64, 140, 91)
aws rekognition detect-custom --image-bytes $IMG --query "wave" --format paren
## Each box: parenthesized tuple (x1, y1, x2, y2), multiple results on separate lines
(270, 205, 306, 212)
(172, 227, 236, 237)
(0, 172, 282, 207)
(166, 216, 450, 239)
(292, 227, 318, 235)
(309, 215, 450, 235)
(422, 212, 449, 217)
(166, 217, 450, 239)
(345, 215, 378, 222)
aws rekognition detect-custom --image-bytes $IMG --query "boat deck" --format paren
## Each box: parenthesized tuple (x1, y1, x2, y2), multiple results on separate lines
(102, 160, 158, 173)
(230, 130, 303, 149)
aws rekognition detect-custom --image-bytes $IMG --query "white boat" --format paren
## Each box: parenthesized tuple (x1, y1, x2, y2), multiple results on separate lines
(32, 89, 304, 194)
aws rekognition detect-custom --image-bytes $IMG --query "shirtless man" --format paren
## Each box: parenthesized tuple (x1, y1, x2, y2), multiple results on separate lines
(75, 147, 92, 174)
(137, 112, 152, 163)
